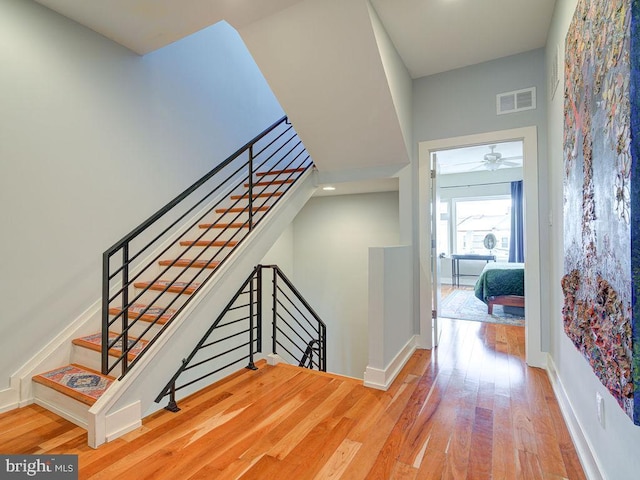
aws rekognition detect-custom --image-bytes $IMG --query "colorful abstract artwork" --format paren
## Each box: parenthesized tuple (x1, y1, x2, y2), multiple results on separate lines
(562, 0, 640, 423)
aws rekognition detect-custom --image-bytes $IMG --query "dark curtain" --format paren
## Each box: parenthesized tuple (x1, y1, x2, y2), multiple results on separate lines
(508, 180, 525, 263)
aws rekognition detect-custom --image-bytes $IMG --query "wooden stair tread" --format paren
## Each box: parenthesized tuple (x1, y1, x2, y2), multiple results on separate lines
(133, 280, 200, 295)
(244, 179, 293, 187)
(73, 332, 149, 361)
(256, 168, 306, 176)
(199, 222, 249, 229)
(179, 239, 238, 248)
(159, 258, 221, 269)
(33, 364, 114, 406)
(108, 303, 176, 324)
(230, 192, 283, 200)
(215, 206, 270, 214)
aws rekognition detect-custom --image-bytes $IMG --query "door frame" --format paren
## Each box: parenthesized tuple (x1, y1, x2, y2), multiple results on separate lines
(416, 126, 545, 367)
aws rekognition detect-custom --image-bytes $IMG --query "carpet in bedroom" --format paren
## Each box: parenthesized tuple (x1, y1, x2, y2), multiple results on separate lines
(440, 288, 525, 326)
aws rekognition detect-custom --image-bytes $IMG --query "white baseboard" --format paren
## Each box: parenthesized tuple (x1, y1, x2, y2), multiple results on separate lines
(546, 355, 604, 480)
(0, 386, 19, 414)
(363, 335, 418, 391)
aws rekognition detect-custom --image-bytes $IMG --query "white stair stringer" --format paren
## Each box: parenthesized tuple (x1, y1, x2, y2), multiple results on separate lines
(87, 168, 317, 448)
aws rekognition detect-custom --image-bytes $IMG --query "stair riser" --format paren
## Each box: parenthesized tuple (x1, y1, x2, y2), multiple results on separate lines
(72, 344, 104, 372)
(173, 244, 237, 260)
(153, 265, 218, 283)
(191, 228, 248, 242)
(213, 211, 270, 225)
(33, 383, 89, 429)
(72, 342, 149, 373)
(119, 319, 164, 339)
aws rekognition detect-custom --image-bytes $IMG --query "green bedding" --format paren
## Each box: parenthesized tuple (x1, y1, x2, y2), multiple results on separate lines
(474, 262, 524, 304)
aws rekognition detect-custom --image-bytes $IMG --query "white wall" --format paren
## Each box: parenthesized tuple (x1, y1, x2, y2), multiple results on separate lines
(546, 1, 640, 478)
(291, 192, 399, 378)
(0, 0, 283, 390)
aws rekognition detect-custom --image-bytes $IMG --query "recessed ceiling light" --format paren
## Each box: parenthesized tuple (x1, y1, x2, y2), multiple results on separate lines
(322, 186, 336, 191)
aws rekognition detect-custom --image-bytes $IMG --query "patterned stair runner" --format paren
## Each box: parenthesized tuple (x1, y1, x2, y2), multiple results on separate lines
(33, 364, 114, 406)
(108, 303, 177, 324)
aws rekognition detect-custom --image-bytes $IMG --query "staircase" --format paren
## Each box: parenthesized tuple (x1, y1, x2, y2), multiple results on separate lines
(30, 117, 314, 438)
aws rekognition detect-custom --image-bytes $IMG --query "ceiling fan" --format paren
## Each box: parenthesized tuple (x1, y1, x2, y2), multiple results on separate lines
(472, 145, 522, 171)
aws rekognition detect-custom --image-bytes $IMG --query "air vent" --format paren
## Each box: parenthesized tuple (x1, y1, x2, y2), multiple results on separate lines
(496, 87, 536, 115)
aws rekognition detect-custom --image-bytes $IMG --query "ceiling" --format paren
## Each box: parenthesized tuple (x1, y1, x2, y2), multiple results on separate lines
(436, 141, 523, 175)
(370, 0, 557, 78)
(34, 0, 556, 79)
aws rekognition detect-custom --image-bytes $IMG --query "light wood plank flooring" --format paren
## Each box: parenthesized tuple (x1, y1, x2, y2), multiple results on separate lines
(0, 319, 585, 479)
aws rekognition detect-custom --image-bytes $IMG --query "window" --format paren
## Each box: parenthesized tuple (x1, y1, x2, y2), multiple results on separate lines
(453, 197, 511, 260)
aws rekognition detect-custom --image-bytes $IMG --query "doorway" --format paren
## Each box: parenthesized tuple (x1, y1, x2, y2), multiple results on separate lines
(417, 127, 544, 367)
(434, 141, 525, 327)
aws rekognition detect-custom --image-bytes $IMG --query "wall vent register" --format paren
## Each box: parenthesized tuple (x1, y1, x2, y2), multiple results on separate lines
(496, 87, 536, 115)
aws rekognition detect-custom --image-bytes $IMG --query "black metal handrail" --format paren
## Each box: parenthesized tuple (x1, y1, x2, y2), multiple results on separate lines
(155, 265, 327, 411)
(102, 117, 313, 378)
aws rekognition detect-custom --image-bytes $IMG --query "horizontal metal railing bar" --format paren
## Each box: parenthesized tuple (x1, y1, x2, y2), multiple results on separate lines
(253, 127, 298, 165)
(200, 327, 253, 349)
(274, 324, 309, 357)
(274, 341, 305, 366)
(275, 314, 314, 349)
(275, 287, 320, 333)
(200, 316, 251, 348)
(253, 125, 294, 159)
(173, 353, 252, 393)
(184, 340, 252, 371)
(274, 299, 316, 341)
(104, 115, 286, 255)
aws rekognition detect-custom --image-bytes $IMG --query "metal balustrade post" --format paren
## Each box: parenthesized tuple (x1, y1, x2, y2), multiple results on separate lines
(101, 253, 110, 375)
(271, 268, 278, 355)
(248, 145, 254, 231)
(121, 244, 130, 377)
(246, 271, 258, 370)
(257, 266, 263, 353)
(165, 381, 180, 412)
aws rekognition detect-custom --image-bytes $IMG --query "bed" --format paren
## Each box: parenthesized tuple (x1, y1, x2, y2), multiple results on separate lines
(474, 262, 525, 314)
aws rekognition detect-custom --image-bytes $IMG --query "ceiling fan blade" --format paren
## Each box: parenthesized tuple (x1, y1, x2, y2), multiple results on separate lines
(469, 164, 488, 171)
(500, 155, 523, 161)
(447, 160, 486, 166)
(502, 160, 522, 167)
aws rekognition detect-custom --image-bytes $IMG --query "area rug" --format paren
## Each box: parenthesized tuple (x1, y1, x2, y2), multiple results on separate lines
(440, 289, 525, 326)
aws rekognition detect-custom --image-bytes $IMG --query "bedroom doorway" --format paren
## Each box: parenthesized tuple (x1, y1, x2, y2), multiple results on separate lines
(433, 142, 525, 328)
(417, 126, 544, 367)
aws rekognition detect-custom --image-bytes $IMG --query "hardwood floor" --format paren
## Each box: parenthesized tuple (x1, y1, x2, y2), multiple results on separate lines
(0, 319, 585, 479)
